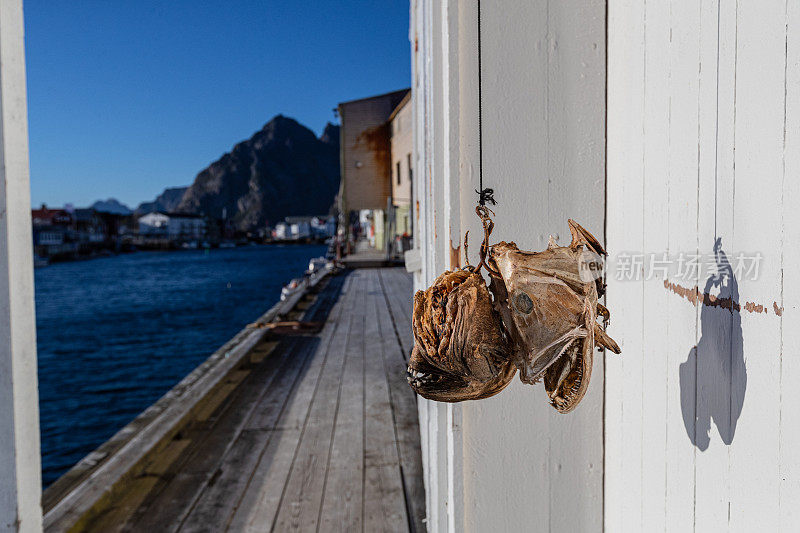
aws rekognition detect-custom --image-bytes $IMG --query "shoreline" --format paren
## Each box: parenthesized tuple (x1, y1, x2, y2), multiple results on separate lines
(41, 262, 334, 530)
(36, 239, 331, 267)
(35, 243, 330, 488)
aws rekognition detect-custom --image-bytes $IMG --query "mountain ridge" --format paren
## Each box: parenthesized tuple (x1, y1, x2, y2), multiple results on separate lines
(176, 115, 340, 230)
(91, 199, 133, 215)
(135, 187, 189, 215)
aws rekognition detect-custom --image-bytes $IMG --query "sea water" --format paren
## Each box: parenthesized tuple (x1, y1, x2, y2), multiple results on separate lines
(34, 244, 325, 487)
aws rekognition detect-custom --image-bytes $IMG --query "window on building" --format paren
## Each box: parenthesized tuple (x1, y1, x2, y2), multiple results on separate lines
(407, 153, 412, 184)
(397, 161, 401, 185)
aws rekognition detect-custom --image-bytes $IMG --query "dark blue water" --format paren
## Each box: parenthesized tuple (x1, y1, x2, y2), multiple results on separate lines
(35, 244, 325, 487)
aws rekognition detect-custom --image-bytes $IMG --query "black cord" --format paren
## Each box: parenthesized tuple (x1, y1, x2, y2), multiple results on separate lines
(477, 0, 484, 205)
(475, 0, 495, 209)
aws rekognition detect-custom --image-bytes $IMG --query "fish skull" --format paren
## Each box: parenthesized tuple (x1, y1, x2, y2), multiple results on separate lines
(408, 270, 516, 402)
(487, 219, 620, 413)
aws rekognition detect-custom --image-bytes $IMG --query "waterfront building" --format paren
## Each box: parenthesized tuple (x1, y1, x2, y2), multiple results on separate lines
(137, 212, 206, 242)
(31, 225, 75, 260)
(289, 221, 309, 240)
(31, 205, 73, 228)
(31, 206, 129, 258)
(137, 212, 168, 236)
(283, 216, 312, 240)
(73, 209, 106, 245)
(272, 221, 289, 240)
(310, 215, 336, 239)
(32, 227, 63, 247)
(337, 89, 409, 253)
(388, 91, 412, 253)
(271, 216, 334, 241)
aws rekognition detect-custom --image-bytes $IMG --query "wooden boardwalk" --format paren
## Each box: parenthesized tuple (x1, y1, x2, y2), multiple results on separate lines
(84, 268, 422, 533)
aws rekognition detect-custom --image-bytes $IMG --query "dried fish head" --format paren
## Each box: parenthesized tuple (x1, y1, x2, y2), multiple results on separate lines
(488, 219, 620, 413)
(408, 269, 516, 402)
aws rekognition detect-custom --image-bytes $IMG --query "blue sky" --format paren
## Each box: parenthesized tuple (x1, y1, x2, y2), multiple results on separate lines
(25, 1, 411, 208)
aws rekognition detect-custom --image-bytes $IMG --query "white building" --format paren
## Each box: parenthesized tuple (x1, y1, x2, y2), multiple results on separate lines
(273, 219, 312, 240)
(272, 222, 289, 240)
(289, 221, 310, 240)
(273, 222, 289, 240)
(310, 216, 336, 238)
(411, 0, 800, 532)
(138, 212, 205, 241)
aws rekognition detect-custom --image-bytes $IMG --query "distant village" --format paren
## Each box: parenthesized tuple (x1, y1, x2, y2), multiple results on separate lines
(32, 87, 416, 266)
(31, 204, 336, 264)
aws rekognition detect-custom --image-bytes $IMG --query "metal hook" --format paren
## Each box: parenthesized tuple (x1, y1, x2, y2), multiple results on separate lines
(473, 205, 501, 277)
(463, 230, 472, 268)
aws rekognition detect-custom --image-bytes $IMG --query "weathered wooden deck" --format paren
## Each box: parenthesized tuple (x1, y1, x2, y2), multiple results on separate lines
(82, 268, 422, 532)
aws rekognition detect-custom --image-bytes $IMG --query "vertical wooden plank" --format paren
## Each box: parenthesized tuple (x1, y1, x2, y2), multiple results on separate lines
(381, 269, 414, 359)
(461, 1, 552, 531)
(664, 2, 703, 532)
(606, 0, 646, 530)
(430, 5, 453, 527)
(229, 278, 355, 532)
(608, 1, 799, 531)
(377, 270, 426, 532)
(545, 2, 607, 531)
(132, 340, 297, 532)
(130, 275, 354, 532)
(225, 428, 300, 533)
(432, 390, 448, 532)
(0, 1, 42, 530)
(135, 276, 354, 532)
(364, 271, 409, 532)
(271, 274, 363, 532)
(693, 0, 737, 529)
(727, 0, 786, 529)
(135, 277, 354, 532)
(178, 340, 313, 532)
(318, 286, 365, 531)
(780, 0, 800, 527)
(640, 0, 671, 528)
(179, 430, 275, 533)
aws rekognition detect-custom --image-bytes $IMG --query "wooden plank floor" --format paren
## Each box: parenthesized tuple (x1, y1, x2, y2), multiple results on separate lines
(94, 268, 424, 533)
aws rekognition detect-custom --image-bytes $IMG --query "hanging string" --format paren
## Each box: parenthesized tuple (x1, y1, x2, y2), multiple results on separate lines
(464, 0, 498, 275)
(476, 0, 492, 206)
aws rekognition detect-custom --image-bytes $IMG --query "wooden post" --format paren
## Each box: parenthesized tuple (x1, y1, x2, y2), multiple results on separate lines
(0, 1, 43, 532)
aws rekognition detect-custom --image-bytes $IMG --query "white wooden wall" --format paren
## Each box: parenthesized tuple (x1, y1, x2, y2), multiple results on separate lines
(606, 0, 800, 531)
(0, 1, 43, 532)
(412, 0, 607, 530)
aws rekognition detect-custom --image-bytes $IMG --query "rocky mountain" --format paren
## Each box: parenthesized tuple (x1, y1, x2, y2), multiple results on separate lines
(91, 198, 133, 215)
(136, 186, 189, 215)
(176, 115, 340, 230)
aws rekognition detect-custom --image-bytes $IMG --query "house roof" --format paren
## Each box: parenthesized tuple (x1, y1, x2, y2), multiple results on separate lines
(337, 88, 411, 109)
(388, 90, 412, 122)
(32, 207, 69, 218)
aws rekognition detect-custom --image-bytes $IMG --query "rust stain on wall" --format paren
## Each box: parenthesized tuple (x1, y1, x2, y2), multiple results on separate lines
(450, 242, 461, 269)
(664, 280, 774, 315)
(357, 122, 392, 184)
(743, 301, 767, 314)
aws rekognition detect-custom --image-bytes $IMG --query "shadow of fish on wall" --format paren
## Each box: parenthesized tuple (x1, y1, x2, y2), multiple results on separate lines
(679, 238, 747, 450)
